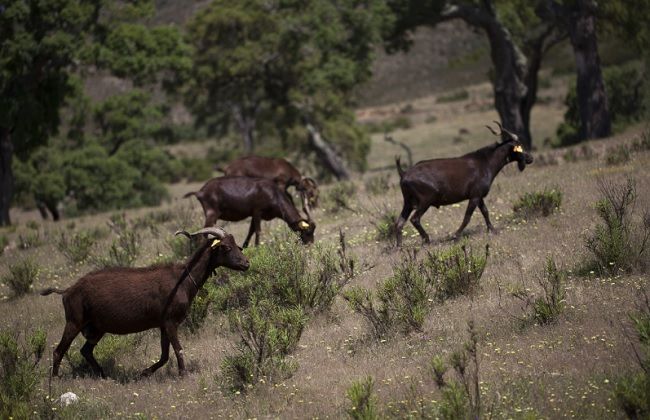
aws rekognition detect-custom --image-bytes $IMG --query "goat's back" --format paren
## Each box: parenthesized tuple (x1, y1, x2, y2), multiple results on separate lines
(61, 265, 187, 334)
(221, 156, 301, 186)
(196, 176, 293, 222)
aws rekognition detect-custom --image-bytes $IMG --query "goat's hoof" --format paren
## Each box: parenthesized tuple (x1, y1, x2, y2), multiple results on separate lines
(488, 228, 499, 235)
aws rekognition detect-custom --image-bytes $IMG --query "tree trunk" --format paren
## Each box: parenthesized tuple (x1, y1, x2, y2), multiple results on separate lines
(305, 123, 350, 180)
(232, 105, 257, 154)
(0, 127, 14, 226)
(441, 4, 531, 148)
(567, 3, 611, 140)
(484, 21, 530, 149)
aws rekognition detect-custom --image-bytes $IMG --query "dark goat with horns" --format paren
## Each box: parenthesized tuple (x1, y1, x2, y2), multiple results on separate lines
(217, 155, 319, 220)
(41, 227, 249, 378)
(395, 121, 533, 246)
(185, 176, 316, 247)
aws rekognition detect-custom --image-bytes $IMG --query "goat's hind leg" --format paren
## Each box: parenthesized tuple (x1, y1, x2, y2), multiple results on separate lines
(80, 327, 105, 378)
(395, 203, 413, 247)
(410, 205, 431, 244)
(52, 322, 81, 377)
(141, 329, 170, 377)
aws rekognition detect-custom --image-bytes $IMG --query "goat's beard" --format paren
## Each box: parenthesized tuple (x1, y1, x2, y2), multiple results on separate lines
(517, 159, 526, 171)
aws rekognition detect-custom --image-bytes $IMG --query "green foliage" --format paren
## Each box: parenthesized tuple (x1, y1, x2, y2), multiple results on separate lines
(364, 174, 392, 196)
(605, 144, 632, 166)
(584, 178, 649, 274)
(17, 229, 42, 250)
(222, 299, 307, 391)
(93, 216, 141, 268)
(424, 242, 489, 302)
(372, 207, 398, 242)
(0, 327, 46, 419)
(346, 376, 378, 420)
(345, 244, 488, 339)
(363, 116, 412, 134)
(614, 290, 650, 419)
(2, 258, 39, 298)
(178, 157, 214, 183)
(429, 322, 482, 420)
(513, 187, 563, 218)
(0, 235, 8, 255)
(325, 182, 357, 213)
(436, 89, 470, 103)
(556, 62, 646, 147)
(58, 230, 99, 264)
(512, 257, 567, 325)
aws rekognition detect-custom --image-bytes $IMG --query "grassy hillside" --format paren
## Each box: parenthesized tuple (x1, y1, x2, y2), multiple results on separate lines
(1, 79, 649, 417)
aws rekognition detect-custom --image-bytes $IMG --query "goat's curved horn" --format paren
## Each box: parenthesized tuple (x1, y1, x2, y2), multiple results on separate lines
(302, 177, 318, 188)
(485, 124, 500, 136)
(501, 126, 519, 141)
(176, 227, 227, 239)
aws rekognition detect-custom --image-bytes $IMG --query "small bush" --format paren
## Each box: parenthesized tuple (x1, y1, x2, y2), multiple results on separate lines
(425, 242, 489, 302)
(2, 259, 39, 297)
(93, 216, 141, 268)
(614, 290, 650, 418)
(513, 187, 563, 218)
(346, 376, 378, 420)
(364, 174, 391, 196)
(605, 144, 632, 165)
(0, 328, 46, 418)
(631, 128, 650, 152)
(18, 230, 41, 250)
(58, 230, 97, 263)
(364, 116, 412, 134)
(512, 257, 567, 325)
(429, 321, 482, 420)
(325, 182, 357, 213)
(584, 178, 649, 274)
(436, 89, 469, 103)
(221, 299, 307, 391)
(0, 235, 8, 255)
(370, 206, 398, 242)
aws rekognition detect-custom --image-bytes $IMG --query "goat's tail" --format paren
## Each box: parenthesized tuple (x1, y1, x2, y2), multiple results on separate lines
(40, 287, 67, 296)
(395, 156, 405, 179)
(214, 165, 226, 173)
(183, 191, 197, 199)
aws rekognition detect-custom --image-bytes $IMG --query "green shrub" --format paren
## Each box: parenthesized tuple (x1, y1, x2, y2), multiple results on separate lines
(2, 259, 39, 297)
(58, 230, 97, 264)
(584, 178, 649, 274)
(436, 89, 469, 103)
(614, 291, 650, 419)
(513, 187, 563, 218)
(0, 328, 46, 419)
(364, 174, 391, 196)
(179, 157, 214, 182)
(221, 299, 307, 391)
(346, 376, 378, 420)
(364, 116, 412, 134)
(325, 182, 357, 213)
(512, 257, 567, 325)
(605, 144, 632, 165)
(93, 217, 141, 268)
(0, 235, 8, 255)
(65, 334, 144, 379)
(18, 230, 41, 250)
(425, 242, 489, 302)
(371, 207, 398, 242)
(555, 62, 646, 147)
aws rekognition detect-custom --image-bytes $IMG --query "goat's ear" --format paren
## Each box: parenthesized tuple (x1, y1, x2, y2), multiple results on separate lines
(211, 239, 222, 248)
(298, 221, 310, 230)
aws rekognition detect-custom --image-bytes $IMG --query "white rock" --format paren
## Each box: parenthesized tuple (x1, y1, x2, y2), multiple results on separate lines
(59, 392, 79, 407)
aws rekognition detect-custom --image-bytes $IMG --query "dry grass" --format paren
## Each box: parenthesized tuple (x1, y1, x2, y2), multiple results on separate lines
(2, 86, 649, 418)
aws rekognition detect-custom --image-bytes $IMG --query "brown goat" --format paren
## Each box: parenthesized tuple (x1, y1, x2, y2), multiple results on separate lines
(395, 122, 534, 246)
(217, 155, 319, 219)
(185, 176, 316, 247)
(41, 227, 249, 378)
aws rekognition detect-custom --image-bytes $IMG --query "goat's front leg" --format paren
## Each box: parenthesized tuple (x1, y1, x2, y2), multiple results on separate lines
(142, 329, 170, 377)
(478, 199, 497, 234)
(165, 323, 185, 376)
(253, 215, 262, 246)
(453, 198, 479, 238)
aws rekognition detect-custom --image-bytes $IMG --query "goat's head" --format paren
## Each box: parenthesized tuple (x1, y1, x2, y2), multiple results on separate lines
(175, 227, 250, 271)
(292, 219, 316, 244)
(298, 177, 319, 208)
(486, 121, 533, 171)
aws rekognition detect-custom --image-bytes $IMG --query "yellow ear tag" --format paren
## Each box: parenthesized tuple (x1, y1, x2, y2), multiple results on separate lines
(513, 145, 523, 153)
(299, 221, 310, 230)
(211, 239, 221, 248)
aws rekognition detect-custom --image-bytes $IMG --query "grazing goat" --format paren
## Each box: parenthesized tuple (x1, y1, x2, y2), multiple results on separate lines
(41, 227, 249, 378)
(217, 155, 319, 219)
(185, 176, 316, 247)
(395, 121, 534, 246)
